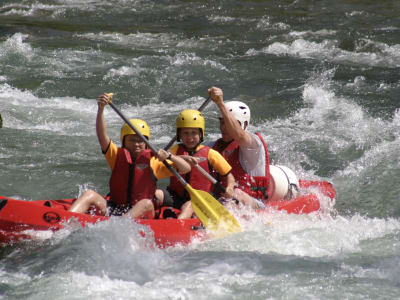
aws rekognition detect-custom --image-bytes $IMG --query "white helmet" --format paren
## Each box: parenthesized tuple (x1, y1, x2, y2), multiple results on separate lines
(223, 101, 250, 130)
(268, 165, 299, 202)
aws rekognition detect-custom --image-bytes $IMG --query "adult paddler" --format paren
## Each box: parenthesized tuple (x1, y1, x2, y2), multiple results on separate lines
(207, 86, 271, 209)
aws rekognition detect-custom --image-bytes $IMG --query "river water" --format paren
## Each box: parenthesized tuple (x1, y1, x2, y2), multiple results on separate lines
(1, 1, 400, 299)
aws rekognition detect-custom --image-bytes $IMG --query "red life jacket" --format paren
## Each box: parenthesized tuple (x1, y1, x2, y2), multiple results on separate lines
(109, 148, 156, 207)
(213, 132, 270, 201)
(168, 145, 213, 199)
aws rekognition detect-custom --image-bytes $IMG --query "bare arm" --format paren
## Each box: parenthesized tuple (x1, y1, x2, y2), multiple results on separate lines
(156, 149, 191, 174)
(223, 172, 235, 198)
(96, 94, 112, 152)
(208, 86, 258, 148)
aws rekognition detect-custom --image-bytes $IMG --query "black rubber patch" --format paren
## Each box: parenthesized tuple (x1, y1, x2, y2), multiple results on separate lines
(0, 199, 8, 211)
(43, 211, 61, 224)
(190, 225, 205, 230)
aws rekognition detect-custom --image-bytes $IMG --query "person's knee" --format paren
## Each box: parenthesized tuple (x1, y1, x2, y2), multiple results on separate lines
(145, 198, 155, 211)
(178, 201, 193, 219)
(181, 201, 192, 210)
(138, 198, 155, 211)
(81, 189, 97, 199)
(155, 189, 164, 203)
(82, 190, 105, 208)
(130, 199, 155, 219)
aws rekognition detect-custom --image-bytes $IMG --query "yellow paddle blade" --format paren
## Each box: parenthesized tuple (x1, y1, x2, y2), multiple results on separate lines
(186, 185, 241, 235)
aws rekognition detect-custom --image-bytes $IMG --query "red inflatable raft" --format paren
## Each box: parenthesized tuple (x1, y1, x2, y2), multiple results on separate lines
(0, 180, 335, 248)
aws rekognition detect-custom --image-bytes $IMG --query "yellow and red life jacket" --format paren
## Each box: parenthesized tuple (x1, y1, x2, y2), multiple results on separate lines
(168, 145, 213, 199)
(109, 148, 156, 207)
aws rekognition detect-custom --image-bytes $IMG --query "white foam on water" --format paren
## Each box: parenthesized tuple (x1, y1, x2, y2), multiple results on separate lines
(0, 3, 58, 17)
(166, 52, 229, 71)
(289, 29, 337, 38)
(191, 208, 400, 258)
(0, 80, 210, 156)
(77, 32, 178, 49)
(0, 83, 98, 135)
(207, 15, 236, 23)
(0, 33, 34, 61)
(0, 268, 32, 288)
(246, 38, 400, 68)
(0, 0, 137, 18)
(256, 16, 290, 31)
(245, 68, 394, 180)
(339, 130, 400, 178)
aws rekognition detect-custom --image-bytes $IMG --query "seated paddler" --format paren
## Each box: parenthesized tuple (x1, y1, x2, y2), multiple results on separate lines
(68, 93, 191, 219)
(155, 109, 235, 219)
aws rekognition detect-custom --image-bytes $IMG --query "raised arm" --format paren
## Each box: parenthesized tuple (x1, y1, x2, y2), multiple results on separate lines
(96, 93, 112, 152)
(208, 86, 257, 148)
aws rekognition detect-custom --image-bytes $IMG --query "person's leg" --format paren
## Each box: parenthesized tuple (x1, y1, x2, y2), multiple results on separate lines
(125, 199, 155, 219)
(69, 189, 107, 214)
(178, 201, 194, 219)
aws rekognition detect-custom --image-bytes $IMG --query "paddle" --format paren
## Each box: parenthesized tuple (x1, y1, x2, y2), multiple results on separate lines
(106, 94, 241, 234)
(194, 164, 226, 193)
(163, 96, 211, 151)
(194, 164, 240, 205)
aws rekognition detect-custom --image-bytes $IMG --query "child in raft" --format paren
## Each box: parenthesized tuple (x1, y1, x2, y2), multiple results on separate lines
(155, 109, 235, 219)
(69, 93, 191, 219)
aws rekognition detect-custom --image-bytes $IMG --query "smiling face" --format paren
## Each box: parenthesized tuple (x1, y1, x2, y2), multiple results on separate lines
(124, 134, 146, 158)
(179, 127, 201, 150)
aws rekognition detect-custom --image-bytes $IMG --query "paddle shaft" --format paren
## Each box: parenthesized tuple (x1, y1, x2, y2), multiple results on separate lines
(163, 96, 211, 151)
(195, 165, 226, 193)
(195, 164, 240, 205)
(108, 102, 188, 187)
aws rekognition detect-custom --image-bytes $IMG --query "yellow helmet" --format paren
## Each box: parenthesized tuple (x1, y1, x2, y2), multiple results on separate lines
(120, 119, 150, 145)
(176, 109, 205, 142)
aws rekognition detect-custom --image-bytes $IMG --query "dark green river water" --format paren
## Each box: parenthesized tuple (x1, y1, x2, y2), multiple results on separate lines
(1, 1, 400, 299)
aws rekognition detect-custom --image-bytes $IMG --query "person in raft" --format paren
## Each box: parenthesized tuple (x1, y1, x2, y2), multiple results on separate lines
(155, 109, 235, 219)
(206, 86, 271, 209)
(68, 93, 191, 219)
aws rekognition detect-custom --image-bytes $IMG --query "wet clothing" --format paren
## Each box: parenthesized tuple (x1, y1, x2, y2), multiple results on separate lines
(165, 143, 232, 208)
(103, 140, 178, 212)
(104, 141, 174, 179)
(109, 148, 156, 207)
(210, 132, 271, 202)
